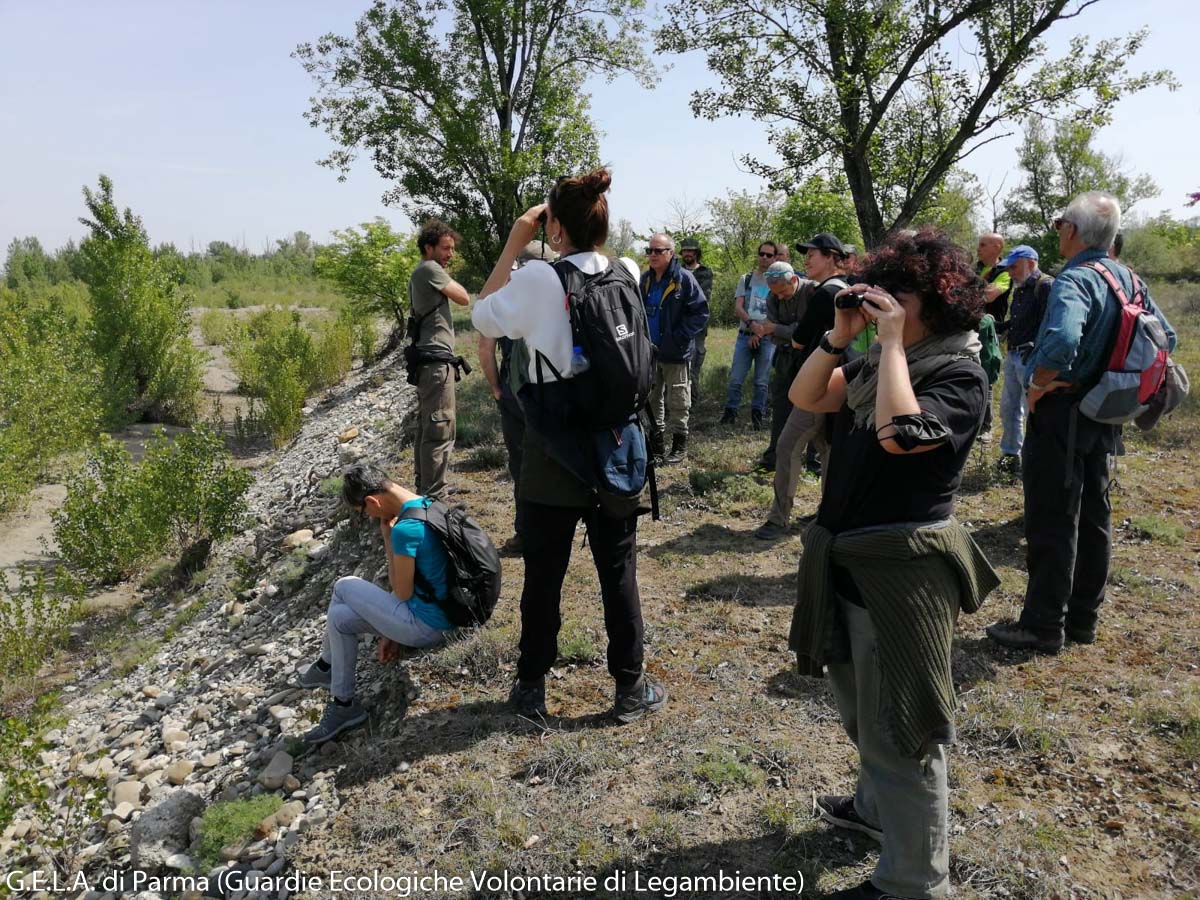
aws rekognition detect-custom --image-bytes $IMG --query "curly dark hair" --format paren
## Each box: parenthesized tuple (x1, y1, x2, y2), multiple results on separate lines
(857, 228, 986, 334)
(416, 219, 461, 256)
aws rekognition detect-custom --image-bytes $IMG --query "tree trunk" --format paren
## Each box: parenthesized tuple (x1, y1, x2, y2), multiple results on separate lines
(842, 149, 886, 249)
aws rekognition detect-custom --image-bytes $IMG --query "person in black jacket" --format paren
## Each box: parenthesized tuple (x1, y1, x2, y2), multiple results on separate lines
(679, 238, 714, 402)
(640, 234, 710, 464)
(994, 245, 1052, 473)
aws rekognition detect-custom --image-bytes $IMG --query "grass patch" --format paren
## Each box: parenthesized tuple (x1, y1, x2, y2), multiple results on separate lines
(524, 734, 619, 786)
(196, 308, 236, 345)
(318, 476, 344, 497)
(462, 445, 508, 471)
(196, 794, 284, 868)
(691, 744, 765, 792)
(557, 622, 601, 664)
(423, 625, 516, 681)
(113, 637, 162, 678)
(960, 686, 1074, 756)
(1137, 693, 1200, 763)
(1129, 515, 1188, 545)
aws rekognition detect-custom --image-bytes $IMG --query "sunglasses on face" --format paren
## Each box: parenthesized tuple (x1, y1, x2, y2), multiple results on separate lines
(647, 247, 671, 256)
(758, 251, 775, 258)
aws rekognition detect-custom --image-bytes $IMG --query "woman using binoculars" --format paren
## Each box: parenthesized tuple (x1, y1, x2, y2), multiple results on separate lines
(787, 229, 999, 900)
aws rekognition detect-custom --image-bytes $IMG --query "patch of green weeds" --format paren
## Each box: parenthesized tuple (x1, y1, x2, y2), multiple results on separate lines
(524, 734, 619, 786)
(1129, 515, 1187, 545)
(197, 795, 284, 868)
(318, 476, 343, 497)
(691, 744, 765, 792)
(557, 622, 601, 664)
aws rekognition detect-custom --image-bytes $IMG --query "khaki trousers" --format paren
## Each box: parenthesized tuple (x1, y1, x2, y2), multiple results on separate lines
(649, 361, 691, 438)
(765, 406, 828, 526)
(413, 362, 455, 499)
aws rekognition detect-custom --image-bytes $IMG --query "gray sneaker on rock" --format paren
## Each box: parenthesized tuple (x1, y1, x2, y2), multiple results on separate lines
(302, 699, 367, 745)
(297, 661, 332, 690)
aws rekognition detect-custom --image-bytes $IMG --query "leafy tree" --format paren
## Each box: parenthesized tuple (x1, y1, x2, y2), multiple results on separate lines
(1003, 117, 1158, 235)
(77, 175, 203, 427)
(4, 238, 54, 289)
(605, 217, 638, 258)
(314, 219, 419, 330)
(657, 0, 1174, 247)
(705, 189, 785, 271)
(295, 0, 654, 283)
(772, 176, 863, 248)
(912, 170, 985, 250)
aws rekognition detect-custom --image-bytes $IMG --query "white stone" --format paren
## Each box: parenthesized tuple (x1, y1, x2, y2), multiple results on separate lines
(257, 751, 293, 790)
(281, 529, 314, 550)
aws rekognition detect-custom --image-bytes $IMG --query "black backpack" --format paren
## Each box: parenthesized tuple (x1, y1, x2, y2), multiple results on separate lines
(399, 501, 501, 627)
(530, 258, 655, 430)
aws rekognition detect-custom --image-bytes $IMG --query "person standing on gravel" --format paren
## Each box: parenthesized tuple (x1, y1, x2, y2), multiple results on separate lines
(407, 220, 470, 500)
(297, 464, 453, 744)
(471, 168, 667, 725)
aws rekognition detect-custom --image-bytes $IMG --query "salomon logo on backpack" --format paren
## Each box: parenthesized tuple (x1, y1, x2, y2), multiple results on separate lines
(1078, 261, 1180, 428)
(399, 501, 501, 627)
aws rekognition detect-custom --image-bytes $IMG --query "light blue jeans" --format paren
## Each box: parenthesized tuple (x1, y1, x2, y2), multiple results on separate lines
(725, 331, 776, 413)
(320, 576, 448, 700)
(999, 350, 1028, 457)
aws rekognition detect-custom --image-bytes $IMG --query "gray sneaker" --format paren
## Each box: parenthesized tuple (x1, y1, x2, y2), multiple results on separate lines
(754, 521, 787, 541)
(297, 660, 332, 690)
(612, 676, 668, 724)
(302, 699, 367, 745)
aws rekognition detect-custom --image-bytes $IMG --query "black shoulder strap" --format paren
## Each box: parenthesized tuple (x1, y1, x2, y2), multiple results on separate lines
(397, 502, 441, 602)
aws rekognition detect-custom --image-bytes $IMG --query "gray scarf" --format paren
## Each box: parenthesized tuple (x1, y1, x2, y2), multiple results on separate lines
(846, 331, 982, 428)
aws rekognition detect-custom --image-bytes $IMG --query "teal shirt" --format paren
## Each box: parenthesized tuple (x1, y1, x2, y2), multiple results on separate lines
(390, 497, 452, 630)
(1026, 250, 1176, 387)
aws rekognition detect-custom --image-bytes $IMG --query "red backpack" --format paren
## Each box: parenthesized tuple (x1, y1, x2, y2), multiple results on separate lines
(1078, 261, 1179, 428)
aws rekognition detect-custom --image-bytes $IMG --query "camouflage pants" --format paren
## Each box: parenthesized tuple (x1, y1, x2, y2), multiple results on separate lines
(413, 362, 455, 499)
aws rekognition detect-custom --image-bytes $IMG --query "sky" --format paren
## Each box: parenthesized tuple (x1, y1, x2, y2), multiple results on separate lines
(1, 0, 1197, 257)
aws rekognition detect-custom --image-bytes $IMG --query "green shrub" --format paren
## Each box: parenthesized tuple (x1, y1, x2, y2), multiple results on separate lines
(197, 308, 235, 345)
(0, 567, 84, 681)
(0, 291, 103, 513)
(196, 794, 283, 868)
(52, 428, 252, 584)
(312, 317, 354, 388)
(228, 307, 316, 397)
(78, 175, 203, 427)
(260, 364, 308, 447)
(52, 436, 162, 584)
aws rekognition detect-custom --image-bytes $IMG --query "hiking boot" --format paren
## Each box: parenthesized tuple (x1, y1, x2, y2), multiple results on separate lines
(500, 533, 523, 556)
(985, 620, 1063, 653)
(509, 678, 547, 718)
(997, 454, 1021, 476)
(827, 880, 907, 900)
(815, 794, 883, 842)
(612, 676, 668, 724)
(758, 451, 776, 472)
(649, 429, 666, 461)
(297, 659, 332, 690)
(720, 408, 737, 425)
(751, 409, 764, 430)
(665, 434, 688, 464)
(754, 521, 787, 541)
(1065, 624, 1097, 645)
(302, 699, 367, 745)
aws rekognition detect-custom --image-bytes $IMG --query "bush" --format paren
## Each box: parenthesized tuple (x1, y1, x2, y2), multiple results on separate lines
(53, 427, 252, 584)
(0, 567, 84, 681)
(197, 308, 236, 345)
(196, 794, 283, 868)
(0, 290, 103, 513)
(78, 175, 203, 427)
(312, 316, 354, 388)
(707, 266, 747, 328)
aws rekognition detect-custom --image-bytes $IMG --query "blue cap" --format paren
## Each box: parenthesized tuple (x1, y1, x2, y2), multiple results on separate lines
(1000, 245, 1038, 267)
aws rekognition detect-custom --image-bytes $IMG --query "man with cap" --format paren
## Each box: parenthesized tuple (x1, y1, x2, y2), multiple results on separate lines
(995, 245, 1053, 473)
(478, 240, 558, 554)
(640, 234, 710, 464)
(753, 234, 849, 539)
(722, 241, 778, 428)
(975, 233, 1012, 442)
(757, 260, 813, 468)
(679, 238, 714, 402)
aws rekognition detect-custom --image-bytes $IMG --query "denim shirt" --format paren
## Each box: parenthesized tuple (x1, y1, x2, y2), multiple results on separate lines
(1025, 249, 1177, 387)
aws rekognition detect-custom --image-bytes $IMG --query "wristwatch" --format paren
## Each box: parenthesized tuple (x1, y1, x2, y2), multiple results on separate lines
(818, 330, 848, 355)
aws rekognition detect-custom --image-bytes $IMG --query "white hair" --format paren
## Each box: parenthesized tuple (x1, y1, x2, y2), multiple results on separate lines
(649, 233, 674, 250)
(1064, 191, 1122, 251)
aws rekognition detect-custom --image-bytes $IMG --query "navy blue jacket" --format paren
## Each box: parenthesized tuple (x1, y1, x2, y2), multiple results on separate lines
(639, 258, 710, 364)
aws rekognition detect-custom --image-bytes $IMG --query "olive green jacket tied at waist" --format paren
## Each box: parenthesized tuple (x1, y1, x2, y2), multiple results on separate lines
(789, 520, 1000, 757)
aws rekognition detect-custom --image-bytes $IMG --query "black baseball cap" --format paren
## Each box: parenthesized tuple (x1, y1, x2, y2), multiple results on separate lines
(796, 233, 848, 256)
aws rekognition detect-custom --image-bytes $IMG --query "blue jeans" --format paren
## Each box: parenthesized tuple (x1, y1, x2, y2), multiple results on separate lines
(320, 576, 448, 700)
(999, 350, 1028, 456)
(725, 331, 775, 413)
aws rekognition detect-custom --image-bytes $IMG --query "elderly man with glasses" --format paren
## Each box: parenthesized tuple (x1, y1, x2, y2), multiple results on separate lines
(722, 241, 780, 428)
(986, 192, 1176, 653)
(640, 233, 710, 464)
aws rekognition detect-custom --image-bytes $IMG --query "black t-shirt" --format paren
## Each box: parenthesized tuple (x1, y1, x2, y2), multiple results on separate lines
(817, 356, 987, 535)
(792, 277, 843, 364)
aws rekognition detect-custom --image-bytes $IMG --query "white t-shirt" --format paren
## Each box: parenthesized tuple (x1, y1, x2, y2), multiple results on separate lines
(471, 252, 640, 383)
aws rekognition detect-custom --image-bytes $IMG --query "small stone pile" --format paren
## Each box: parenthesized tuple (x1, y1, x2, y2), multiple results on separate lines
(2, 349, 418, 899)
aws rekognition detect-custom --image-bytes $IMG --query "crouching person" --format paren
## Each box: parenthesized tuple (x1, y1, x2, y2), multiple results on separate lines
(787, 230, 999, 899)
(297, 464, 452, 744)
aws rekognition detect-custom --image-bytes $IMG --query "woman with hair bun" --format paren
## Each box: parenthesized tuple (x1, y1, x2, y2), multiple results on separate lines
(787, 229, 1000, 900)
(471, 168, 667, 724)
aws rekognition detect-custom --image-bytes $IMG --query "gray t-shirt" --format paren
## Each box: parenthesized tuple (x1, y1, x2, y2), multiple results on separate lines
(408, 259, 455, 351)
(735, 271, 771, 332)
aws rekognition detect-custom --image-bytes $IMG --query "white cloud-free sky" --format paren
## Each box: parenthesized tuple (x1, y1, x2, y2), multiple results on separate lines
(1, 0, 1196, 256)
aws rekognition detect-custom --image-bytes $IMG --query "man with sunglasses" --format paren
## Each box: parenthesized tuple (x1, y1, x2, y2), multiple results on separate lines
(640, 234, 709, 463)
(986, 192, 1176, 654)
(722, 241, 779, 428)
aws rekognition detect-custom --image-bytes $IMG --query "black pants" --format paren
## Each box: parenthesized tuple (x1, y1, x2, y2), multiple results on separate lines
(1019, 393, 1118, 638)
(764, 351, 801, 463)
(690, 329, 707, 403)
(498, 395, 525, 533)
(516, 501, 644, 688)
